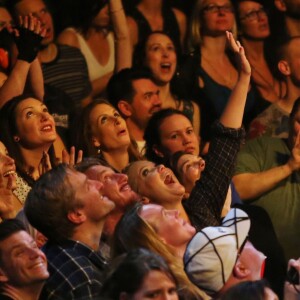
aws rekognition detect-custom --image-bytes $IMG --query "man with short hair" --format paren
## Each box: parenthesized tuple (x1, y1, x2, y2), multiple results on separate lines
(0, 219, 49, 300)
(24, 164, 115, 299)
(184, 208, 266, 298)
(107, 68, 162, 153)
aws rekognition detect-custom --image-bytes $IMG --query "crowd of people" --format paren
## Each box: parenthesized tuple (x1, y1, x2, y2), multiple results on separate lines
(0, 0, 300, 299)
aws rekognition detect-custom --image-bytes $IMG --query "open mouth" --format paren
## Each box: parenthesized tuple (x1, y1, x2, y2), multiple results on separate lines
(3, 170, 16, 177)
(160, 63, 171, 72)
(120, 182, 131, 192)
(164, 174, 175, 185)
(41, 125, 53, 132)
(118, 129, 127, 136)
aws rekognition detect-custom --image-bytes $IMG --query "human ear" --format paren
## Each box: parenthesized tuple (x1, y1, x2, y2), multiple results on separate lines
(233, 259, 251, 279)
(274, 0, 287, 11)
(118, 101, 132, 118)
(141, 196, 150, 204)
(92, 137, 101, 148)
(152, 145, 164, 158)
(278, 60, 291, 76)
(67, 209, 86, 224)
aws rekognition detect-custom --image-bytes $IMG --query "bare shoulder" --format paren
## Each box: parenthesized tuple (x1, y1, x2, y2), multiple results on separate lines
(57, 29, 80, 49)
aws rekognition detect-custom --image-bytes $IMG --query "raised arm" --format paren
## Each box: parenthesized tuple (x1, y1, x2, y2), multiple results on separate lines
(109, 0, 132, 71)
(0, 15, 45, 108)
(233, 130, 300, 200)
(219, 31, 251, 128)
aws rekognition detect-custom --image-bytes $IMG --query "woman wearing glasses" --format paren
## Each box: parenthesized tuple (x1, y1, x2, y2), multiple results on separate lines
(234, 0, 286, 104)
(180, 0, 266, 153)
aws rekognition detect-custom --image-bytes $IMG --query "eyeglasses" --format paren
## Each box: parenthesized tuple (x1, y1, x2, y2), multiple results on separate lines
(202, 4, 234, 14)
(240, 7, 267, 21)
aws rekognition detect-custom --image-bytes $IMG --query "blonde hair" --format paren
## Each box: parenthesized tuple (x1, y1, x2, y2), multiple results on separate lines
(112, 203, 208, 299)
(188, 0, 237, 51)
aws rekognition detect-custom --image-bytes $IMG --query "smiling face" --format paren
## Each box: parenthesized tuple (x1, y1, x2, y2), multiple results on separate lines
(155, 114, 199, 158)
(238, 1, 270, 40)
(14, 98, 56, 149)
(144, 33, 177, 85)
(85, 165, 139, 209)
(68, 169, 115, 222)
(176, 153, 205, 193)
(140, 204, 196, 248)
(132, 270, 179, 300)
(126, 161, 185, 205)
(14, 0, 54, 46)
(0, 230, 48, 286)
(0, 141, 16, 191)
(89, 103, 130, 152)
(201, 0, 235, 36)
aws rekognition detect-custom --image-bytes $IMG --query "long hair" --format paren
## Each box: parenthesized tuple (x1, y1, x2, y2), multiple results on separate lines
(112, 203, 207, 299)
(188, 0, 237, 51)
(144, 108, 191, 165)
(101, 248, 179, 299)
(0, 94, 56, 185)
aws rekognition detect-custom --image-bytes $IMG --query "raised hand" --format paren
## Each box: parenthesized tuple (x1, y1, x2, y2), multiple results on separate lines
(62, 146, 83, 167)
(226, 31, 251, 76)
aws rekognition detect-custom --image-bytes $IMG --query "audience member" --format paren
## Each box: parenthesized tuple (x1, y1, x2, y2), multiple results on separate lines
(133, 31, 200, 135)
(235, 0, 286, 103)
(24, 164, 115, 299)
(248, 36, 300, 139)
(0, 11, 45, 107)
(7, 0, 92, 112)
(233, 98, 300, 260)
(274, 0, 300, 37)
(101, 248, 180, 300)
(180, 0, 263, 152)
(125, 0, 186, 54)
(0, 219, 49, 299)
(0, 94, 57, 204)
(0, 141, 18, 219)
(73, 99, 140, 172)
(57, 0, 131, 97)
(75, 157, 140, 258)
(107, 68, 162, 154)
(125, 31, 248, 231)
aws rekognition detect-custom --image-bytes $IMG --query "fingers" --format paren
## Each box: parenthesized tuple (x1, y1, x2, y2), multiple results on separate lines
(62, 147, 83, 166)
(76, 150, 83, 164)
(62, 148, 70, 164)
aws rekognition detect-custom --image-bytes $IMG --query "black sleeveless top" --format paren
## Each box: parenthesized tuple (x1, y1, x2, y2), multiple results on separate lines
(128, 4, 182, 54)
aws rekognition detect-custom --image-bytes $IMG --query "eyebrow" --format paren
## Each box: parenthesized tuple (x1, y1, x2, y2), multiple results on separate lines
(21, 103, 45, 113)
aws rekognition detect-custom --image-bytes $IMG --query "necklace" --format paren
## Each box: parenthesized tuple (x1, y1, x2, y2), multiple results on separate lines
(201, 54, 236, 89)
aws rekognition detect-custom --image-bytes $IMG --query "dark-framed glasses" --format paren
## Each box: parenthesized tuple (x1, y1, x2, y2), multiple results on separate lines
(202, 4, 234, 14)
(240, 7, 267, 21)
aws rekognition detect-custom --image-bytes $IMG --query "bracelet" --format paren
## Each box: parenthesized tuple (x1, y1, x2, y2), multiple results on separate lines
(110, 7, 124, 13)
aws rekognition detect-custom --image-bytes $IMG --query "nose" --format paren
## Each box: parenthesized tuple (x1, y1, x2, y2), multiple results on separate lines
(152, 93, 162, 106)
(40, 111, 50, 121)
(28, 247, 41, 259)
(182, 133, 191, 145)
(156, 164, 165, 173)
(4, 154, 14, 166)
(116, 173, 128, 183)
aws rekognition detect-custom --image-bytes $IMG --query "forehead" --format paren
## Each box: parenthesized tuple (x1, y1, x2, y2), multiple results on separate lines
(238, 1, 262, 12)
(0, 141, 6, 154)
(87, 165, 114, 178)
(160, 114, 192, 130)
(147, 33, 174, 45)
(67, 169, 86, 189)
(89, 103, 115, 120)
(132, 79, 157, 94)
(140, 203, 163, 219)
(202, 0, 232, 6)
(178, 154, 198, 166)
(15, 98, 44, 113)
(15, 0, 46, 15)
(0, 7, 12, 21)
(0, 230, 33, 253)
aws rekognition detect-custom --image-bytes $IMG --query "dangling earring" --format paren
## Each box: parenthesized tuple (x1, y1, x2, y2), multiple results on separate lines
(14, 136, 20, 142)
(97, 146, 101, 155)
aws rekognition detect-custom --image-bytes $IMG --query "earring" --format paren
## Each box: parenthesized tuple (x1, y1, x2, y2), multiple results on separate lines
(97, 146, 101, 155)
(14, 136, 20, 142)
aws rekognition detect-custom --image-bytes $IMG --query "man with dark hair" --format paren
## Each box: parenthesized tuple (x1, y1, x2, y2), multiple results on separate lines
(24, 164, 115, 299)
(0, 219, 49, 299)
(107, 68, 162, 154)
